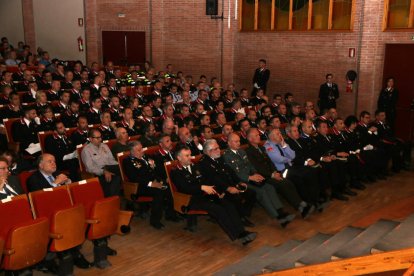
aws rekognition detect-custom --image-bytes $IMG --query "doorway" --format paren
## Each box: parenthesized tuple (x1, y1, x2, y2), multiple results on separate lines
(382, 44, 414, 141)
(102, 31, 146, 65)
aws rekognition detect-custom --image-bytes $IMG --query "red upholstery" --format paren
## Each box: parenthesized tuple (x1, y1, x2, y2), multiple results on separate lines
(37, 131, 54, 153)
(69, 179, 104, 217)
(30, 189, 73, 221)
(3, 118, 19, 143)
(17, 170, 34, 193)
(0, 199, 33, 240)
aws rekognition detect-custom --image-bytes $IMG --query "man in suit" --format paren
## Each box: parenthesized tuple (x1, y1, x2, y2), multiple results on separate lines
(122, 141, 171, 229)
(44, 121, 80, 181)
(26, 153, 71, 192)
(11, 105, 40, 155)
(87, 97, 102, 125)
(71, 116, 89, 146)
(177, 127, 203, 156)
(171, 147, 257, 245)
(318, 74, 339, 112)
(377, 77, 398, 131)
(245, 128, 311, 216)
(223, 133, 296, 227)
(0, 157, 24, 200)
(252, 59, 270, 95)
(98, 112, 116, 140)
(199, 139, 256, 227)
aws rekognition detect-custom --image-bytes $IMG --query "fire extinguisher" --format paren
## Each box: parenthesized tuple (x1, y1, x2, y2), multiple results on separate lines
(77, 36, 84, 52)
(346, 80, 353, 93)
(346, 70, 357, 93)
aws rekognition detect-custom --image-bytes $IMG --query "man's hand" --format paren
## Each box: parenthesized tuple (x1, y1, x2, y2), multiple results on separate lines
(227, 186, 240, 194)
(369, 126, 377, 132)
(330, 155, 337, 161)
(151, 180, 163, 189)
(201, 185, 217, 195)
(272, 172, 283, 181)
(103, 170, 113, 183)
(248, 174, 265, 182)
(337, 152, 349, 157)
(54, 174, 69, 185)
(0, 176, 6, 190)
(307, 159, 316, 166)
(321, 156, 331, 162)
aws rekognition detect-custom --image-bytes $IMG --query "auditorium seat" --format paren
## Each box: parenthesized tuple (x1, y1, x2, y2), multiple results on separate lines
(0, 197, 49, 271)
(17, 170, 35, 193)
(68, 178, 133, 237)
(29, 187, 86, 252)
(37, 130, 55, 153)
(3, 117, 19, 143)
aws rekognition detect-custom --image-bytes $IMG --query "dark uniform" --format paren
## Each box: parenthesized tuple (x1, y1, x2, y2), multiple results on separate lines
(318, 82, 339, 111)
(87, 108, 101, 124)
(98, 125, 116, 140)
(61, 110, 79, 128)
(377, 88, 398, 130)
(11, 118, 39, 154)
(71, 128, 89, 146)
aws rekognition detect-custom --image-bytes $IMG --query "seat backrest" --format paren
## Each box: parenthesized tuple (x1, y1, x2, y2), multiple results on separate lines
(164, 160, 180, 193)
(37, 131, 54, 153)
(76, 144, 86, 172)
(0, 198, 34, 239)
(143, 145, 159, 157)
(29, 187, 73, 221)
(3, 118, 20, 143)
(105, 139, 117, 150)
(68, 178, 104, 217)
(117, 151, 131, 182)
(65, 127, 77, 137)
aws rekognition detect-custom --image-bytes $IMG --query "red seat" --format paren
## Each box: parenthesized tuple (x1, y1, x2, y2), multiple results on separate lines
(37, 130, 54, 153)
(17, 170, 35, 193)
(3, 118, 19, 143)
(0, 198, 49, 271)
(68, 178, 133, 238)
(29, 187, 86, 252)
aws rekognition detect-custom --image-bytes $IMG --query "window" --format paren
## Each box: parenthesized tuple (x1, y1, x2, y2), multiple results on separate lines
(384, 0, 414, 29)
(240, 0, 355, 31)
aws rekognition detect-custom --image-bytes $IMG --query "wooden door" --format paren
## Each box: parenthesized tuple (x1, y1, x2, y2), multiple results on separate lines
(125, 31, 146, 65)
(382, 44, 414, 141)
(102, 31, 146, 66)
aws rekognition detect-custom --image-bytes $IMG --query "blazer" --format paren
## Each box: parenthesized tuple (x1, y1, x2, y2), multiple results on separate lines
(222, 148, 256, 183)
(26, 170, 60, 192)
(244, 144, 277, 179)
(0, 176, 24, 199)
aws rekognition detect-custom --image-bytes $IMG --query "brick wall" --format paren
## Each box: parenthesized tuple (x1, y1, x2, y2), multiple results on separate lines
(82, 0, 414, 115)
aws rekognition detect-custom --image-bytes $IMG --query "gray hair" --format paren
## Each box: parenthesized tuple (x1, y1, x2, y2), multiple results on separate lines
(128, 140, 142, 154)
(285, 124, 295, 134)
(203, 139, 218, 154)
(115, 127, 127, 139)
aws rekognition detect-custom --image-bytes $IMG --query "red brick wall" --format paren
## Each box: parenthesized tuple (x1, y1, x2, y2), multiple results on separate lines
(21, 0, 36, 50)
(82, 0, 414, 116)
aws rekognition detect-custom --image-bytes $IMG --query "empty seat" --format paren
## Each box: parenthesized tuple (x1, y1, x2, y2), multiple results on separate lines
(29, 187, 86, 252)
(0, 198, 49, 271)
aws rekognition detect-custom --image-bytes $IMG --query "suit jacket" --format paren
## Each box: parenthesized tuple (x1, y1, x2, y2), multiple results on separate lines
(286, 138, 311, 167)
(0, 176, 24, 199)
(11, 118, 39, 152)
(245, 144, 277, 179)
(318, 83, 339, 110)
(222, 148, 257, 183)
(44, 134, 76, 169)
(153, 149, 175, 181)
(122, 156, 161, 194)
(27, 170, 60, 192)
(377, 88, 398, 114)
(198, 155, 239, 194)
(253, 68, 270, 89)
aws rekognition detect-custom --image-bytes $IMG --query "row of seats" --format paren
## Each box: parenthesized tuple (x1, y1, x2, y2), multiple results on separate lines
(0, 178, 132, 272)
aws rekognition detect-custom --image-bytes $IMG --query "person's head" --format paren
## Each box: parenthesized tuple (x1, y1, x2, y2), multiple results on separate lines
(9, 92, 20, 106)
(256, 88, 265, 98)
(269, 128, 284, 144)
(24, 106, 37, 120)
(290, 115, 301, 127)
(200, 114, 210, 126)
(326, 73, 333, 83)
(176, 146, 192, 166)
(23, 69, 33, 82)
(144, 123, 156, 137)
(261, 106, 272, 118)
(278, 104, 287, 115)
(246, 128, 261, 146)
(81, 88, 90, 100)
(91, 97, 102, 110)
(240, 88, 248, 99)
(60, 91, 71, 104)
(284, 93, 294, 103)
(203, 139, 221, 159)
(54, 121, 66, 136)
(291, 102, 301, 115)
(142, 105, 153, 118)
(77, 116, 88, 130)
(200, 125, 213, 140)
(0, 157, 10, 179)
(344, 115, 358, 130)
(231, 99, 241, 110)
(273, 94, 282, 105)
(129, 141, 144, 159)
(317, 121, 329, 136)
(386, 77, 394, 88)
(259, 59, 266, 68)
(180, 105, 190, 117)
(286, 124, 300, 140)
(359, 111, 371, 125)
(158, 133, 173, 151)
(195, 103, 205, 115)
(51, 80, 61, 91)
(375, 110, 386, 122)
(110, 96, 120, 109)
(302, 120, 314, 135)
(306, 110, 316, 120)
(304, 101, 314, 112)
(216, 112, 227, 126)
(269, 116, 281, 129)
(178, 127, 192, 143)
(222, 124, 233, 136)
(162, 118, 175, 135)
(122, 107, 133, 120)
(88, 129, 102, 146)
(257, 117, 267, 131)
(334, 118, 345, 131)
(328, 108, 338, 120)
(152, 96, 162, 108)
(163, 104, 174, 117)
(38, 153, 57, 175)
(227, 133, 241, 151)
(198, 90, 208, 101)
(183, 117, 195, 130)
(239, 119, 251, 133)
(116, 127, 129, 143)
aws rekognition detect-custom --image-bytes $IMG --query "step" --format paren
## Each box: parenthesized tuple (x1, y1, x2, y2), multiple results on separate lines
(296, 227, 364, 266)
(332, 219, 400, 259)
(214, 240, 301, 276)
(372, 214, 414, 253)
(264, 233, 333, 272)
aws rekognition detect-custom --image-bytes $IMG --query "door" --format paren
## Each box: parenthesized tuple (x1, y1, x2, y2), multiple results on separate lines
(382, 44, 414, 141)
(102, 31, 146, 65)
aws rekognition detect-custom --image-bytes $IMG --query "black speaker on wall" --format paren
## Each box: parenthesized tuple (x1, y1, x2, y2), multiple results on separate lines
(206, 0, 218, 15)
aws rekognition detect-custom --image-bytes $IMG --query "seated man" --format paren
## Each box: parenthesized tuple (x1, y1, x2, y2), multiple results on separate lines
(177, 127, 203, 156)
(199, 139, 256, 227)
(81, 129, 121, 197)
(122, 141, 171, 229)
(111, 127, 130, 158)
(99, 111, 116, 140)
(11, 105, 40, 156)
(245, 128, 312, 217)
(140, 123, 158, 147)
(265, 128, 322, 211)
(44, 121, 80, 181)
(171, 147, 257, 245)
(0, 157, 24, 199)
(71, 116, 89, 146)
(223, 133, 296, 227)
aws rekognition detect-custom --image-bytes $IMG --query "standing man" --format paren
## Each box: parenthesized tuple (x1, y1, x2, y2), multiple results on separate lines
(318, 73, 339, 113)
(252, 59, 270, 95)
(377, 77, 398, 131)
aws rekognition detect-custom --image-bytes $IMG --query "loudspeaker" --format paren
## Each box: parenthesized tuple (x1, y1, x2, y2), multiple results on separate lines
(206, 0, 218, 15)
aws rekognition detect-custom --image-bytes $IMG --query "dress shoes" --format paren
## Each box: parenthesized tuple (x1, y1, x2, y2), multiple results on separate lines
(343, 188, 357, 196)
(241, 217, 255, 227)
(150, 221, 165, 230)
(238, 231, 257, 245)
(332, 193, 349, 201)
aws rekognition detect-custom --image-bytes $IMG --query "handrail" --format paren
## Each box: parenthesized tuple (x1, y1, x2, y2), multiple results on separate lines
(265, 247, 414, 276)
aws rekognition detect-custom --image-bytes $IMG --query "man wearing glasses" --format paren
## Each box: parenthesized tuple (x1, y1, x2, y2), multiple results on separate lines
(81, 129, 121, 197)
(0, 157, 23, 200)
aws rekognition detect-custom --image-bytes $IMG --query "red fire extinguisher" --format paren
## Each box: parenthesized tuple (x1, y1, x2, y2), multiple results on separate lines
(346, 79, 353, 93)
(77, 36, 84, 52)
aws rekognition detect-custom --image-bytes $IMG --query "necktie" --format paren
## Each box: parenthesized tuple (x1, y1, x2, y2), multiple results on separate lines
(3, 185, 17, 196)
(276, 145, 285, 157)
(47, 175, 55, 185)
(168, 152, 174, 161)
(186, 166, 192, 174)
(294, 139, 302, 149)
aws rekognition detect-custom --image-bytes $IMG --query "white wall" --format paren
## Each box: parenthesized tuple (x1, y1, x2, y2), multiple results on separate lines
(33, 0, 86, 63)
(0, 0, 25, 47)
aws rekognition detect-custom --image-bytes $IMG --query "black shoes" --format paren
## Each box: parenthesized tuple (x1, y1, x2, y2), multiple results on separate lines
(350, 182, 366, 190)
(150, 221, 165, 230)
(74, 254, 93, 269)
(241, 217, 255, 227)
(300, 204, 315, 219)
(332, 193, 349, 201)
(277, 211, 296, 228)
(238, 231, 257, 245)
(105, 246, 117, 256)
(343, 188, 357, 196)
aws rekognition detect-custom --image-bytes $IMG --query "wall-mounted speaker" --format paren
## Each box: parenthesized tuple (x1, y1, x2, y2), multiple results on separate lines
(206, 0, 218, 15)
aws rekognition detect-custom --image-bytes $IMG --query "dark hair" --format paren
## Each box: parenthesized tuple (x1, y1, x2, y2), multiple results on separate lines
(326, 73, 333, 79)
(259, 59, 266, 64)
(344, 115, 358, 127)
(359, 111, 370, 119)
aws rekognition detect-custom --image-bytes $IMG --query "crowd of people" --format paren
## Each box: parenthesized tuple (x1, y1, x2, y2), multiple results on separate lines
(0, 37, 412, 275)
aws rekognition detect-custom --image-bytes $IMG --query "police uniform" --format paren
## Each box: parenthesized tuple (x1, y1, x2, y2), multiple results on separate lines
(71, 128, 88, 146)
(47, 90, 60, 102)
(87, 108, 101, 124)
(99, 124, 116, 140)
(11, 117, 39, 154)
(61, 110, 79, 128)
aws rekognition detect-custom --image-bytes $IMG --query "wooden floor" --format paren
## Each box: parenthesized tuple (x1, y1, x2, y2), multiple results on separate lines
(41, 169, 414, 276)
